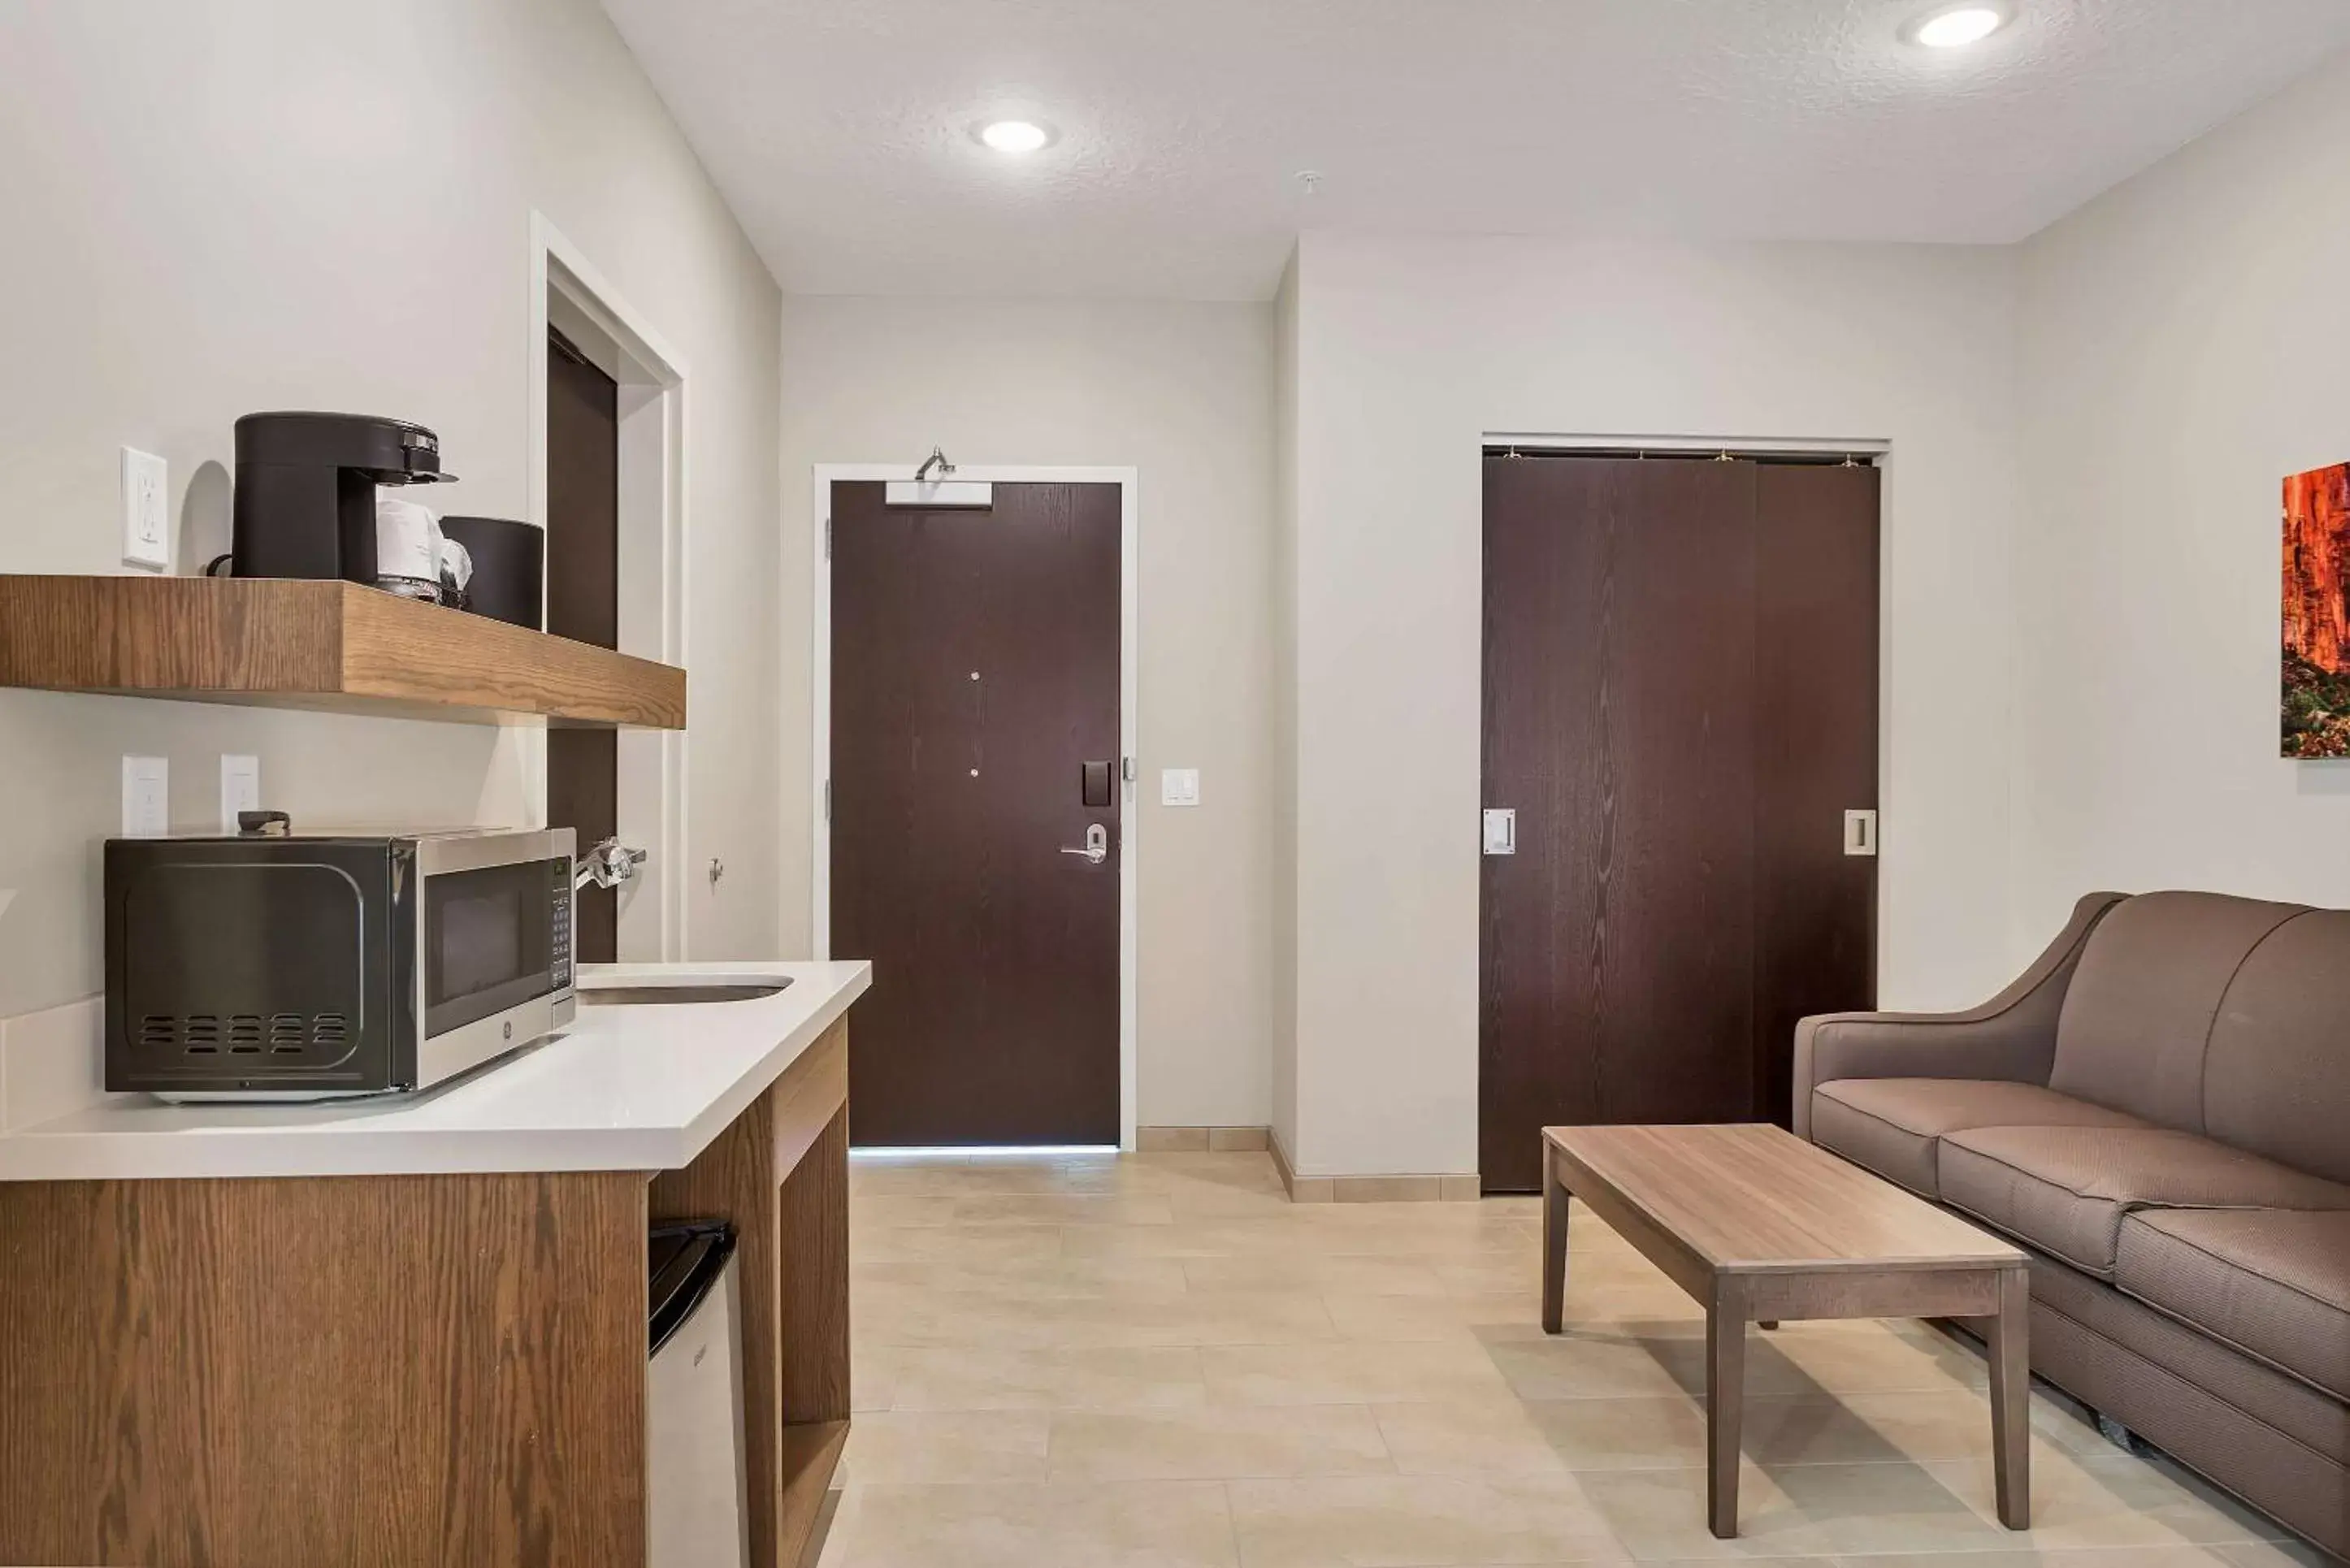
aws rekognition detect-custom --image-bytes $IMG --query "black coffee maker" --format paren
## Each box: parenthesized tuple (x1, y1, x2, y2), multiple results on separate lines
(229, 412, 454, 583)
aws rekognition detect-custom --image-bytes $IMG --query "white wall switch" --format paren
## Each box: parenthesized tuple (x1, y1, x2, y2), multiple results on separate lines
(219, 754, 261, 834)
(120, 447, 171, 571)
(122, 756, 169, 838)
(1160, 767, 1201, 808)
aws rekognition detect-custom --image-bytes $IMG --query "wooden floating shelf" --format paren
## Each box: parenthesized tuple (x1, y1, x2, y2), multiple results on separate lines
(0, 575, 685, 729)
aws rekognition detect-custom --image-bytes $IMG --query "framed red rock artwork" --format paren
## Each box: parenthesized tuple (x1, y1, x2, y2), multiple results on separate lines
(2283, 461, 2350, 757)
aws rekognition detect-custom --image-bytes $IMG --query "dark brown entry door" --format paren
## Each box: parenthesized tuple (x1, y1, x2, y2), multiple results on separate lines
(545, 331, 619, 964)
(830, 480, 1122, 1147)
(1479, 453, 1879, 1191)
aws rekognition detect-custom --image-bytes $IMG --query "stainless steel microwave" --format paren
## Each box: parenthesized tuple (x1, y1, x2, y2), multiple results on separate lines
(105, 828, 576, 1100)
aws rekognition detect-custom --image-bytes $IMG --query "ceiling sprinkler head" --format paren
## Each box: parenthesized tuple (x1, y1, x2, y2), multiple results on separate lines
(1295, 170, 1323, 197)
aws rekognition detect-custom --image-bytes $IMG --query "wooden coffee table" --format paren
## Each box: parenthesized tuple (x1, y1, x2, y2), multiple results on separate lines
(1541, 1122, 2031, 1539)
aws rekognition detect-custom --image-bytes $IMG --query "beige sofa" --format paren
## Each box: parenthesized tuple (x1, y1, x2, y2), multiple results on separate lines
(1793, 891, 2350, 1561)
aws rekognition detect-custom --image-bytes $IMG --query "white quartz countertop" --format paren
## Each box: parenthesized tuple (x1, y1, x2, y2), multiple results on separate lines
(0, 960, 870, 1181)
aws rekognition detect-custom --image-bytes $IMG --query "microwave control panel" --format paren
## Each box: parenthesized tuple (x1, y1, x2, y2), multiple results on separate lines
(551, 860, 574, 991)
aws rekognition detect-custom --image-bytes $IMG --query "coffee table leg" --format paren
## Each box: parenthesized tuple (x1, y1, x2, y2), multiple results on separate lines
(1988, 1264, 2031, 1530)
(1541, 1146, 1569, 1335)
(1707, 1277, 1746, 1539)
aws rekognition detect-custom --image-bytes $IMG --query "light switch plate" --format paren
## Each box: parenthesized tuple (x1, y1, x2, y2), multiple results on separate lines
(220, 754, 260, 834)
(122, 756, 169, 838)
(1160, 767, 1201, 808)
(120, 447, 170, 571)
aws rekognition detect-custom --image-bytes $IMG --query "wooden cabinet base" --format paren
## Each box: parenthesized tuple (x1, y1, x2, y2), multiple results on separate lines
(778, 1419, 852, 1566)
(0, 1020, 852, 1568)
(650, 1023, 852, 1568)
(0, 1169, 648, 1566)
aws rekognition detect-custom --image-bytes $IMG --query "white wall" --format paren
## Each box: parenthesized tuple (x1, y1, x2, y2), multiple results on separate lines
(2014, 53, 2350, 940)
(1284, 232, 2024, 1178)
(778, 297, 1277, 1128)
(0, 0, 784, 1020)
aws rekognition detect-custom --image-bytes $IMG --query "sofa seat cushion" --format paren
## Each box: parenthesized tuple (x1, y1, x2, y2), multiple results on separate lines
(2117, 1208, 2350, 1401)
(1810, 1078, 2151, 1198)
(1937, 1125, 2350, 1277)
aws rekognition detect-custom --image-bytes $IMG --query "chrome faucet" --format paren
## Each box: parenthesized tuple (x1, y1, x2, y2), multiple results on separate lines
(575, 836, 648, 893)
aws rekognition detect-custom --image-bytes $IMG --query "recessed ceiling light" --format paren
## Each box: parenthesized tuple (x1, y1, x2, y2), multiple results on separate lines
(977, 119, 1052, 154)
(1910, 5, 2008, 47)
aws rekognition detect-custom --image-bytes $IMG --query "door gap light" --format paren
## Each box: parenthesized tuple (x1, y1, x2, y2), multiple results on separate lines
(1910, 5, 2007, 47)
(849, 1145, 1117, 1160)
(977, 119, 1053, 154)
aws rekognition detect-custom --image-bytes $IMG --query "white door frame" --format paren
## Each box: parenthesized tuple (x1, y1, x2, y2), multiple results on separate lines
(528, 212, 691, 960)
(809, 464, 1140, 1151)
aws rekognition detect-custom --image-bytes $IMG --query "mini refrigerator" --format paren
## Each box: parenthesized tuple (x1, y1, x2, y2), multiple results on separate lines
(647, 1220, 749, 1568)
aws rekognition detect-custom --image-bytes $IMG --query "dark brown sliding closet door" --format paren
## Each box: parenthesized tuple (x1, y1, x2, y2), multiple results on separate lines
(1753, 461, 1881, 1135)
(1479, 454, 1878, 1192)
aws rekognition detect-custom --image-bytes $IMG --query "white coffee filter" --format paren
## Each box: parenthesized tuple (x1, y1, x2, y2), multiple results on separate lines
(375, 494, 444, 584)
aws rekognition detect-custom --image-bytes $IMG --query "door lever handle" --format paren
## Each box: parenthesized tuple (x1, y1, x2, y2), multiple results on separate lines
(1059, 822, 1110, 865)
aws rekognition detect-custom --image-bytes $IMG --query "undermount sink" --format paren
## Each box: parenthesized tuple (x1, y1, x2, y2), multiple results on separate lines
(575, 981, 792, 1007)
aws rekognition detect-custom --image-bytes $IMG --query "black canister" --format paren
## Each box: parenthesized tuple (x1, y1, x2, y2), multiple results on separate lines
(440, 516, 546, 630)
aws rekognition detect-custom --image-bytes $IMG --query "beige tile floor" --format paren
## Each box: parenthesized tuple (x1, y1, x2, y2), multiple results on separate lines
(814, 1149, 2326, 1568)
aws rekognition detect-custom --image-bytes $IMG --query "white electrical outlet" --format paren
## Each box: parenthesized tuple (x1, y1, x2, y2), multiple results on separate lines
(120, 447, 170, 570)
(122, 756, 169, 838)
(220, 755, 261, 834)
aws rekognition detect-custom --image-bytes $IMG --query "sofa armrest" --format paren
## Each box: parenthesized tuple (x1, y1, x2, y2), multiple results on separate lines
(1790, 892, 2127, 1137)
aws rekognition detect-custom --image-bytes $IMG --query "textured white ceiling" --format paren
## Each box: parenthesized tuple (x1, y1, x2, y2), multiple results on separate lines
(602, 0, 2350, 301)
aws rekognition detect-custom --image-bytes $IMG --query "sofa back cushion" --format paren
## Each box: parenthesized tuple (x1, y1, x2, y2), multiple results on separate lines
(2205, 910, 2350, 1185)
(2050, 891, 2308, 1131)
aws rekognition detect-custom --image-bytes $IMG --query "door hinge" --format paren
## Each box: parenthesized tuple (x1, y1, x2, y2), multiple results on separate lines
(824, 778, 832, 825)
(824, 517, 832, 560)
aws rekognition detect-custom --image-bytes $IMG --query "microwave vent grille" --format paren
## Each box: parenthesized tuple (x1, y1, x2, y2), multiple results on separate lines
(137, 1012, 350, 1061)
